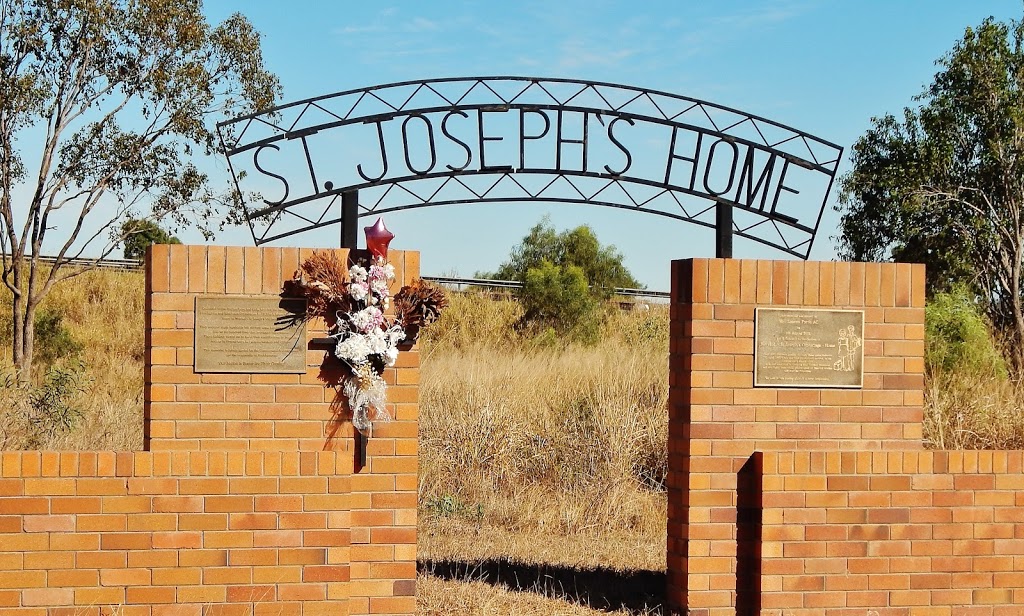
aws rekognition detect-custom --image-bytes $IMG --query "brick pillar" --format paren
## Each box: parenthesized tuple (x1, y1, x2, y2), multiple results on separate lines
(666, 259, 925, 615)
(145, 245, 419, 616)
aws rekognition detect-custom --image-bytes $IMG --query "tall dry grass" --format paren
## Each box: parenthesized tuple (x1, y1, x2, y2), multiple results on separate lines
(924, 369, 1024, 449)
(417, 293, 669, 570)
(0, 268, 145, 450)
(418, 574, 663, 616)
(922, 287, 1024, 450)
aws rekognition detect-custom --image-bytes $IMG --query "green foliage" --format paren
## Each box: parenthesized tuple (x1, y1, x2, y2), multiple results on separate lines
(611, 306, 668, 347)
(484, 217, 640, 341)
(520, 260, 600, 343)
(26, 360, 90, 445)
(836, 16, 1024, 370)
(120, 218, 181, 260)
(491, 217, 641, 298)
(33, 308, 83, 367)
(926, 286, 1006, 378)
(1, 359, 91, 449)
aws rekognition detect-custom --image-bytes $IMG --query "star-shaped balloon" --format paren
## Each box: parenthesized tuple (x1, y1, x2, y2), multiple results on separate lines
(364, 217, 395, 260)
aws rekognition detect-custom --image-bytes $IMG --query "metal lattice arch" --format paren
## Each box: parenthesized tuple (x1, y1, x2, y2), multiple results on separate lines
(218, 77, 842, 258)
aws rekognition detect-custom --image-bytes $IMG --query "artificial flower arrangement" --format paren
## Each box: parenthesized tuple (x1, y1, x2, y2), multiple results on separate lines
(285, 219, 446, 434)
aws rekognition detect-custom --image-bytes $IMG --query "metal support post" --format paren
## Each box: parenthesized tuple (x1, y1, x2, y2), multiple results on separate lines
(340, 190, 368, 470)
(341, 190, 359, 249)
(716, 202, 733, 259)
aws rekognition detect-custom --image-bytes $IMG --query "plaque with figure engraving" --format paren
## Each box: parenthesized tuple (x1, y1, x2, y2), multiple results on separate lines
(194, 297, 307, 373)
(754, 307, 864, 388)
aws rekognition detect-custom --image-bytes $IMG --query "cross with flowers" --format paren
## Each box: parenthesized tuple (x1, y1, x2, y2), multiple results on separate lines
(285, 218, 446, 463)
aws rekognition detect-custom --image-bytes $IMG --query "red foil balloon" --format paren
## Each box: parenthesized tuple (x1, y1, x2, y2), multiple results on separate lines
(364, 217, 395, 260)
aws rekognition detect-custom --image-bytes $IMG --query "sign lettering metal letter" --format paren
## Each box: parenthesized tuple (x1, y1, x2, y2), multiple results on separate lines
(702, 138, 740, 197)
(734, 147, 776, 211)
(770, 158, 801, 222)
(442, 110, 472, 171)
(604, 116, 634, 176)
(295, 134, 321, 195)
(664, 126, 702, 191)
(477, 109, 513, 172)
(253, 144, 290, 206)
(556, 109, 587, 172)
(519, 108, 551, 170)
(357, 120, 389, 182)
(401, 114, 437, 176)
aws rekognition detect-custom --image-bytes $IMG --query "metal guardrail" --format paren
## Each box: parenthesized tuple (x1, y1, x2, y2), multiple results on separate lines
(18, 254, 670, 299)
(422, 275, 670, 300)
(19, 254, 145, 270)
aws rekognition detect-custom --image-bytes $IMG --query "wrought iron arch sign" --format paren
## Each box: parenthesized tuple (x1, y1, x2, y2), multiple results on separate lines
(218, 77, 842, 258)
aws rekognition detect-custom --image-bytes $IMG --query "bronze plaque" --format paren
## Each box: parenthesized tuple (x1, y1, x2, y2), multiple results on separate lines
(754, 307, 864, 388)
(194, 297, 307, 373)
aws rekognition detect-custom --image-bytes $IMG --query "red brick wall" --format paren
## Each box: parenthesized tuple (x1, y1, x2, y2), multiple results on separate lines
(0, 245, 419, 615)
(0, 450, 348, 615)
(667, 259, 926, 615)
(145, 245, 419, 615)
(761, 450, 1024, 615)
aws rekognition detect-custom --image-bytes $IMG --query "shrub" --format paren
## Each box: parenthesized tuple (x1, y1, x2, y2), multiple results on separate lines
(519, 260, 600, 343)
(483, 217, 641, 341)
(26, 360, 90, 445)
(33, 307, 84, 367)
(925, 286, 1006, 378)
(1, 359, 91, 449)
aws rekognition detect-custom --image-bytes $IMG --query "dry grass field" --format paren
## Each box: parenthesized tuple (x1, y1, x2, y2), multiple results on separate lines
(2, 267, 1023, 614)
(415, 295, 669, 613)
(0, 268, 145, 451)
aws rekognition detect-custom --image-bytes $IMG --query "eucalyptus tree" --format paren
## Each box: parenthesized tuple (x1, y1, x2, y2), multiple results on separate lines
(838, 16, 1024, 371)
(0, 0, 279, 380)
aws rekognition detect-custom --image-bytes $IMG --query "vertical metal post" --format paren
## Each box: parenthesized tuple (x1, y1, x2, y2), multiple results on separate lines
(716, 202, 733, 259)
(341, 190, 359, 249)
(340, 190, 368, 470)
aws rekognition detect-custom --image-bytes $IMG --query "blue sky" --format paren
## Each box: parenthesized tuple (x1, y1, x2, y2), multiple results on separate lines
(196, 0, 1023, 290)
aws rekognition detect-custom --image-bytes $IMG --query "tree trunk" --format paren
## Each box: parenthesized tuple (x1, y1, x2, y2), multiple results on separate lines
(11, 295, 37, 385)
(9, 253, 31, 383)
(10, 257, 37, 385)
(21, 300, 36, 383)
(11, 289, 26, 383)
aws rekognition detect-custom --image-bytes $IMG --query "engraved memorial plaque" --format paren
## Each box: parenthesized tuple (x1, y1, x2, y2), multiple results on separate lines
(754, 307, 864, 388)
(194, 297, 307, 373)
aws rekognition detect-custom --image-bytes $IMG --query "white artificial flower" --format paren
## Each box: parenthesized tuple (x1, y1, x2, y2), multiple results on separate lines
(383, 263, 396, 280)
(350, 306, 383, 333)
(349, 265, 368, 282)
(384, 346, 399, 366)
(366, 329, 388, 354)
(349, 282, 368, 302)
(334, 334, 371, 364)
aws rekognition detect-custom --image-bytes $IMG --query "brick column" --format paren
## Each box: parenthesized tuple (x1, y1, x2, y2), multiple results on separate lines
(667, 259, 925, 615)
(145, 245, 419, 616)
